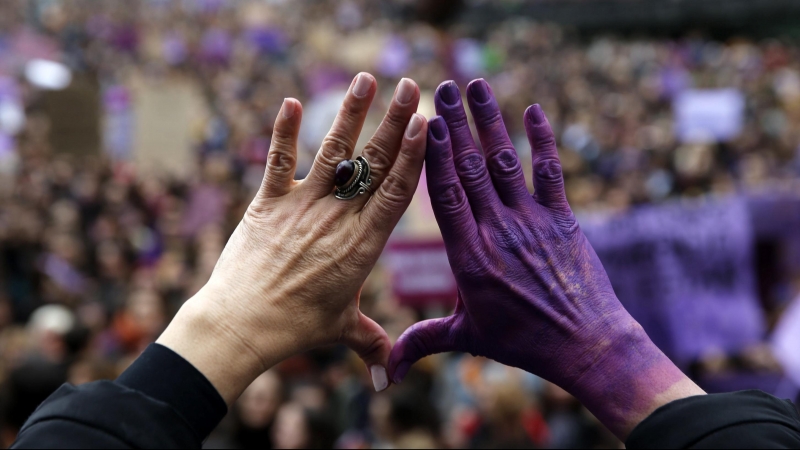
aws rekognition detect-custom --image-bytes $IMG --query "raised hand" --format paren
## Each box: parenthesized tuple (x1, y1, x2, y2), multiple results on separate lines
(158, 73, 428, 403)
(387, 79, 704, 439)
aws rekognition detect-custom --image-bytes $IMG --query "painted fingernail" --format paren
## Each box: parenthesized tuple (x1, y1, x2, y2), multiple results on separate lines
(393, 361, 412, 384)
(430, 116, 448, 141)
(396, 78, 416, 105)
(468, 79, 491, 104)
(528, 104, 546, 125)
(371, 365, 389, 392)
(353, 73, 373, 98)
(438, 81, 460, 106)
(406, 114, 424, 139)
(282, 98, 296, 119)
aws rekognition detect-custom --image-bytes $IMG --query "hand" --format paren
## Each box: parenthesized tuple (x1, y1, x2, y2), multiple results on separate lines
(158, 73, 428, 404)
(387, 79, 704, 439)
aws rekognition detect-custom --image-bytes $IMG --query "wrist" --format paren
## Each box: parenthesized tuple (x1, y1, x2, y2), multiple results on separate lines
(156, 287, 286, 405)
(564, 319, 705, 440)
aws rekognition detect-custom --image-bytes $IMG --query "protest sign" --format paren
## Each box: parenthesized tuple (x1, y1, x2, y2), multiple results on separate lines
(382, 240, 457, 308)
(132, 77, 206, 179)
(581, 196, 765, 365)
(44, 75, 100, 156)
(674, 89, 745, 143)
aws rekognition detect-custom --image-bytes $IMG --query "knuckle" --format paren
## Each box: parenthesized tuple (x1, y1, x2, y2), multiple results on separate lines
(267, 150, 296, 175)
(320, 135, 352, 162)
(534, 158, 564, 182)
(375, 174, 411, 211)
(362, 145, 394, 177)
(455, 153, 487, 180)
(490, 148, 522, 175)
(434, 182, 469, 213)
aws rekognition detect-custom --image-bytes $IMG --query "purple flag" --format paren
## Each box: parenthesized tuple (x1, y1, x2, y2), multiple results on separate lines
(581, 196, 765, 366)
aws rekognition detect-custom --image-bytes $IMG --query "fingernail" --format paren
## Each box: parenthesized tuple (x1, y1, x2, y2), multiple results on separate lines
(528, 104, 546, 125)
(406, 114, 424, 139)
(468, 79, 491, 104)
(393, 361, 411, 384)
(429, 116, 448, 141)
(438, 81, 460, 106)
(371, 365, 389, 392)
(353, 73, 373, 98)
(282, 98, 296, 119)
(396, 78, 416, 105)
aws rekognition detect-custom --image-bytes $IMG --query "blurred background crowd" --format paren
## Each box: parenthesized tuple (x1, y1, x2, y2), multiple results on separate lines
(2, 0, 800, 448)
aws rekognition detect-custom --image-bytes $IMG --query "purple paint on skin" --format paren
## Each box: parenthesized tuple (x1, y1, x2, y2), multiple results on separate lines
(389, 79, 693, 438)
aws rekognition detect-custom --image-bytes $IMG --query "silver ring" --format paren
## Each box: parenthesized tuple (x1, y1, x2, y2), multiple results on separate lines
(335, 156, 373, 200)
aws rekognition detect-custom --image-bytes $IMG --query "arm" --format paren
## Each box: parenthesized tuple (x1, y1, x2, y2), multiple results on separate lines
(628, 390, 800, 448)
(13, 73, 428, 447)
(387, 79, 704, 440)
(13, 344, 225, 448)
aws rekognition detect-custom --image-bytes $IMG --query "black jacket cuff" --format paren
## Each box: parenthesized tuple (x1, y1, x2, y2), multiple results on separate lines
(627, 390, 800, 449)
(116, 343, 227, 441)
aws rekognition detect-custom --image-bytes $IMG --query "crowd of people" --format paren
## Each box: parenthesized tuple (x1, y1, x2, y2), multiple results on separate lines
(1, 0, 800, 448)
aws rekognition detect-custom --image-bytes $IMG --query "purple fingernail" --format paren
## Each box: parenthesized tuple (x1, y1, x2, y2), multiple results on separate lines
(437, 81, 460, 106)
(429, 116, 448, 141)
(468, 79, 491, 104)
(393, 361, 412, 384)
(527, 104, 546, 125)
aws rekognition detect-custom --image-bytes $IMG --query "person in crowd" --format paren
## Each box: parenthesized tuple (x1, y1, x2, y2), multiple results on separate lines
(3, 2, 800, 449)
(9, 75, 800, 449)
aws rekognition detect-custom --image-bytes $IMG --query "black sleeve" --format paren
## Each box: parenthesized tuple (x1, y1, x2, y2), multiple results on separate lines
(627, 390, 800, 449)
(12, 344, 227, 449)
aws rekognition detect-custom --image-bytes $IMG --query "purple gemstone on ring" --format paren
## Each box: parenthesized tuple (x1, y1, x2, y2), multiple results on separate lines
(335, 160, 356, 187)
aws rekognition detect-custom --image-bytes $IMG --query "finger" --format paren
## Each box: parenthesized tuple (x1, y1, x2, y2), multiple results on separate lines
(388, 316, 462, 384)
(465, 79, 530, 208)
(304, 72, 377, 198)
(342, 313, 393, 392)
(353, 78, 420, 208)
(359, 113, 427, 236)
(261, 98, 303, 198)
(524, 104, 571, 215)
(434, 81, 503, 222)
(425, 116, 481, 252)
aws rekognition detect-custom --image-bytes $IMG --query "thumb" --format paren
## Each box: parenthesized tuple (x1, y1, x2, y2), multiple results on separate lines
(388, 315, 463, 385)
(342, 313, 393, 392)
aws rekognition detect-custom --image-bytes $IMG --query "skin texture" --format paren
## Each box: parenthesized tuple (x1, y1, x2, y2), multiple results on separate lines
(388, 79, 705, 440)
(157, 73, 428, 405)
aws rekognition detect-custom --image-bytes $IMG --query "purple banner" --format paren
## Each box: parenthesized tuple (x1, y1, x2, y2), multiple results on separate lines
(772, 298, 800, 389)
(581, 196, 765, 365)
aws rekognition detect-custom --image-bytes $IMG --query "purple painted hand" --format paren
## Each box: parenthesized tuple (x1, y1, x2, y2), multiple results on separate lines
(388, 79, 704, 439)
